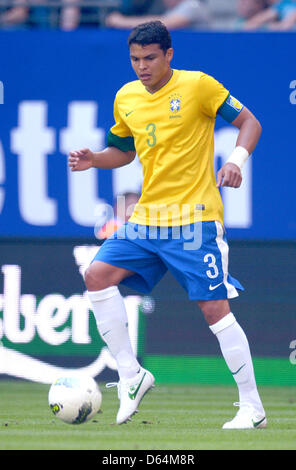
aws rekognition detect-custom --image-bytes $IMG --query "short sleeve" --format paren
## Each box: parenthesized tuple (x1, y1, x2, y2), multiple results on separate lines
(197, 73, 229, 118)
(107, 95, 135, 152)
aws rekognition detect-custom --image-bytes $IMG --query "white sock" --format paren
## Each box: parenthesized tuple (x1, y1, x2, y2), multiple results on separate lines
(88, 286, 140, 380)
(209, 312, 264, 413)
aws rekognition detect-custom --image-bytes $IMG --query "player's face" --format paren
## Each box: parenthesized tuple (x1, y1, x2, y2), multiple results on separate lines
(129, 43, 173, 93)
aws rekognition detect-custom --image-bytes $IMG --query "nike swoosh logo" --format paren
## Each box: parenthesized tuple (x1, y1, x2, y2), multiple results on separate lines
(128, 372, 146, 401)
(125, 110, 134, 117)
(209, 282, 224, 291)
(102, 329, 111, 337)
(252, 416, 266, 428)
(230, 363, 246, 375)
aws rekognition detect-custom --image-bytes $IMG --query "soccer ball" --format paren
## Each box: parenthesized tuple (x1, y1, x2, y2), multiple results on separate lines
(48, 375, 102, 424)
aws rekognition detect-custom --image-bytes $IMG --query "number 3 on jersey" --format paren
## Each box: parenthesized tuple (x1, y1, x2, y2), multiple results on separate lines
(146, 123, 157, 147)
(204, 253, 219, 279)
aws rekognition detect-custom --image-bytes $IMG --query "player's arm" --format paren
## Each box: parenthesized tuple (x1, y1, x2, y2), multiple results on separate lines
(69, 94, 137, 172)
(232, 106, 262, 155)
(216, 97, 262, 188)
(68, 146, 136, 172)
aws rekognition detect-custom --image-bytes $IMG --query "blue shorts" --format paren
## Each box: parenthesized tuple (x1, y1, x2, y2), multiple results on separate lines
(93, 221, 243, 301)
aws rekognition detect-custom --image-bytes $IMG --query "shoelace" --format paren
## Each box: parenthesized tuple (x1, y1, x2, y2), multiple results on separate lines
(106, 382, 121, 399)
(106, 382, 118, 389)
(233, 402, 254, 416)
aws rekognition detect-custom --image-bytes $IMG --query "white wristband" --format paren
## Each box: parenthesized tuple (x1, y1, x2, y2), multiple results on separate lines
(226, 146, 249, 170)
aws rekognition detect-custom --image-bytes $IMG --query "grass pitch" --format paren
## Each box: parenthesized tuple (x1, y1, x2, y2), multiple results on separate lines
(0, 380, 296, 450)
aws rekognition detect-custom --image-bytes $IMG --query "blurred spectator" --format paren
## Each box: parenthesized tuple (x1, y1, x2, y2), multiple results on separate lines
(0, 0, 62, 29)
(29, 0, 60, 28)
(0, 0, 29, 27)
(119, 0, 165, 16)
(60, 0, 81, 30)
(235, 0, 270, 28)
(243, 0, 296, 30)
(60, 0, 164, 31)
(105, 0, 211, 30)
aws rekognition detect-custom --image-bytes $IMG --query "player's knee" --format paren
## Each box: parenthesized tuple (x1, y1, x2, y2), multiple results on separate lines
(198, 299, 230, 326)
(84, 265, 98, 291)
(84, 263, 111, 291)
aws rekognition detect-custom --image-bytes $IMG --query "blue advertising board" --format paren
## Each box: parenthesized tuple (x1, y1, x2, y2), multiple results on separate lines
(0, 30, 295, 239)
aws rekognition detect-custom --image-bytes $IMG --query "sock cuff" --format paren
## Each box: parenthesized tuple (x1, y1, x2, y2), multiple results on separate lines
(209, 312, 236, 335)
(87, 286, 119, 302)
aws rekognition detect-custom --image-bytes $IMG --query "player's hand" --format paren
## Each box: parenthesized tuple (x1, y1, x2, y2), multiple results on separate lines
(68, 148, 94, 172)
(216, 162, 242, 188)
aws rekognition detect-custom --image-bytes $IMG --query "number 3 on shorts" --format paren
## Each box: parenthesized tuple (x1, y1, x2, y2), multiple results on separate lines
(204, 253, 219, 279)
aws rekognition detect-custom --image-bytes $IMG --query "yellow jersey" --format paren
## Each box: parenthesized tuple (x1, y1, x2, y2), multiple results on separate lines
(107, 69, 229, 226)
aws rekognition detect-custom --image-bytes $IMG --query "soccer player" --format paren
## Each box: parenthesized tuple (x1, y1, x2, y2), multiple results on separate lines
(68, 21, 266, 430)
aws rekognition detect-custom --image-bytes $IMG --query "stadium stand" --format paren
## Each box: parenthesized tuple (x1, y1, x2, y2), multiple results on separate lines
(0, 0, 237, 30)
(0, 0, 295, 31)
(206, 0, 238, 29)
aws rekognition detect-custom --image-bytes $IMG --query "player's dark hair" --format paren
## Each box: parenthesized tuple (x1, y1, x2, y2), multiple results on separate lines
(128, 21, 172, 53)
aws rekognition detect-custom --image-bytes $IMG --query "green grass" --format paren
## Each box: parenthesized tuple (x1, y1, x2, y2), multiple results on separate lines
(0, 380, 296, 450)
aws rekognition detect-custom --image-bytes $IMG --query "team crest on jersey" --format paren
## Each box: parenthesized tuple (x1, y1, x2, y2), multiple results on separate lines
(169, 93, 182, 114)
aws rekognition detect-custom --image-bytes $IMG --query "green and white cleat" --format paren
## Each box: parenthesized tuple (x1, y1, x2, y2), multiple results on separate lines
(222, 402, 267, 430)
(107, 367, 155, 425)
